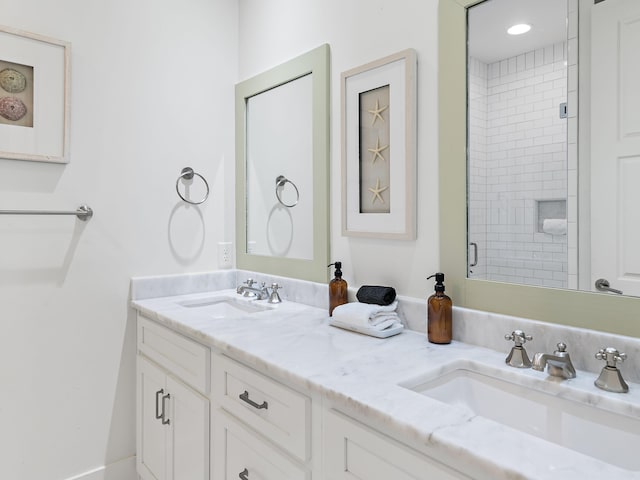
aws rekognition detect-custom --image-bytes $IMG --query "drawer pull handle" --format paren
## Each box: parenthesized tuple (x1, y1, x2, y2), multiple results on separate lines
(239, 390, 268, 410)
(239, 468, 249, 480)
(161, 393, 171, 425)
(155, 389, 164, 420)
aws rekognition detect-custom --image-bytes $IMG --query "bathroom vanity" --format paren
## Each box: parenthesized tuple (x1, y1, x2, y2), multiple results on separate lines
(131, 271, 640, 480)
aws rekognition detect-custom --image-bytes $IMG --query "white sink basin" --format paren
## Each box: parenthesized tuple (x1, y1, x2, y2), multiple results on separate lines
(178, 295, 272, 318)
(402, 363, 640, 471)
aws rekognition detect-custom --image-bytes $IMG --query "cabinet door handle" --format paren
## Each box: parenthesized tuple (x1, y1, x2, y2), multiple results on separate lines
(161, 393, 171, 425)
(155, 389, 164, 420)
(239, 390, 268, 410)
(239, 468, 249, 480)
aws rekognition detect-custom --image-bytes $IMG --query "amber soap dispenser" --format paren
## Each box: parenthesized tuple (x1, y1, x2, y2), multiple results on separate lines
(328, 261, 348, 316)
(427, 272, 452, 344)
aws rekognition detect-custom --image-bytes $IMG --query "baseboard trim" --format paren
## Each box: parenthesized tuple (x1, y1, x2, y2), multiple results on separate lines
(64, 456, 136, 480)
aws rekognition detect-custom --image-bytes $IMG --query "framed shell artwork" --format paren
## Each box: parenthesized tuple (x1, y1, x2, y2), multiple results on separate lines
(0, 25, 70, 163)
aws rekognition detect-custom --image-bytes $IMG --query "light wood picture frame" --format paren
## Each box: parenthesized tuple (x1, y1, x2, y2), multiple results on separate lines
(0, 25, 70, 163)
(341, 49, 417, 240)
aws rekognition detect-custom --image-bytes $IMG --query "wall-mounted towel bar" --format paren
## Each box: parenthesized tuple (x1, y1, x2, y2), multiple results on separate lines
(0, 204, 93, 221)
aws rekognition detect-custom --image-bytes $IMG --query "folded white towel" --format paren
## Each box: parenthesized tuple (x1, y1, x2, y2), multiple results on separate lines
(332, 300, 400, 330)
(542, 218, 567, 235)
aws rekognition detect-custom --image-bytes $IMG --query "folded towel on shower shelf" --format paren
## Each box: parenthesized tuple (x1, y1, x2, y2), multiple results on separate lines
(330, 300, 402, 331)
(542, 218, 567, 235)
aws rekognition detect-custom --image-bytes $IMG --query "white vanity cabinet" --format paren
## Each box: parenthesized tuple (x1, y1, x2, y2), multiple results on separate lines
(211, 353, 312, 479)
(323, 409, 470, 480)
(137, 317, 210, 480)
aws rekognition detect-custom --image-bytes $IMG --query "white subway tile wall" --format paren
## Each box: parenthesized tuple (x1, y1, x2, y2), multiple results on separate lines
(468, 41, 576, 288)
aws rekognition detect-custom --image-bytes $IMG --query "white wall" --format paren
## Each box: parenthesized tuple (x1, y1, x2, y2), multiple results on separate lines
(0, 1, 238, 478)
(238, 0, 441, 298)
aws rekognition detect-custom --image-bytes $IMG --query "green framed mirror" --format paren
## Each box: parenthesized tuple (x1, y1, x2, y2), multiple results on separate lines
(235, 44, 330, 282)
(439, 0, 640, 337)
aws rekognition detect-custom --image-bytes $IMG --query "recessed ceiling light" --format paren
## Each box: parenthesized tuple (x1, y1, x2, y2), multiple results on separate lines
(507, 24, 532, 35)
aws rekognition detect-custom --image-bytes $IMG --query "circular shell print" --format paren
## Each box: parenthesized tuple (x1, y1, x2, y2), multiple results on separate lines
(0, 68, 27, 93)
(0, 96, 28, 121)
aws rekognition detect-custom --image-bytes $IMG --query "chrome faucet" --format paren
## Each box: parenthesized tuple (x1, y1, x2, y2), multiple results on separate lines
(532, 342, 576, 379)
(594, 347, 628, 393)
(236, 279, 270, 300)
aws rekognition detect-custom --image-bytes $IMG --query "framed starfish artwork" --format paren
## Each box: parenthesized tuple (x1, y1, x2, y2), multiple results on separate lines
(341, 49, 417, 239)
(0, 25, 70, 163)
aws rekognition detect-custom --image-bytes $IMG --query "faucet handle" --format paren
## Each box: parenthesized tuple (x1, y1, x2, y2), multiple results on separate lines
(595, 347, 629, 393)
(505, 330, 533, 347)
(245, 278, 255, 287)
(504, 330, 532, 368)
(596, 347, 627, 367)
(268, 283, 283, 304)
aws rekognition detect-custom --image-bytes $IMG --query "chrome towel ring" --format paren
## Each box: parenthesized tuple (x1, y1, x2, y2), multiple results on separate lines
(275, 175, 299, 208)
(176, 167, 209, 205)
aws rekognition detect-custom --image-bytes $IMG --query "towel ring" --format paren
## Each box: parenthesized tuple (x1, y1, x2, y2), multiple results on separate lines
(176, 167, 209, 205)
(275, 175, 299, 208)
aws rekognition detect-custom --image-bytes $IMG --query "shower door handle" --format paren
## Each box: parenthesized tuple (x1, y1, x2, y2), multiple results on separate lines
(469, 242, 478, 267)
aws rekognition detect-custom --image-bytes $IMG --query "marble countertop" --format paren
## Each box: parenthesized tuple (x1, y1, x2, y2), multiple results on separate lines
(132, 287, 640, 480)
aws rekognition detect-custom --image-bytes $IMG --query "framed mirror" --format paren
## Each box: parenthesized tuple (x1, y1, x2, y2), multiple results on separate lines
(439, 0, 640, 337)
(235, 44, 330, 282)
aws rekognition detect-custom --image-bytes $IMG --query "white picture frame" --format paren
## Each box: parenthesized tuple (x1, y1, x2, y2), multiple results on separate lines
(0, 25, 70, 163)
(341, 49, 417, 239)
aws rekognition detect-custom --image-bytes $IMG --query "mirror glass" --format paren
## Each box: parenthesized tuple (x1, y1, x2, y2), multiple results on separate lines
(236, 44, 330, 283)
(466, 0, 640, 298)
(246, 74, 314, 260)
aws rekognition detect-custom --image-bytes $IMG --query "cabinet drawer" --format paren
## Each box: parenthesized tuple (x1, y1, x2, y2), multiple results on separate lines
(214, 410, 309, 480)
(324, 409, 469, 480)
(137, 316, 209, 393)
(212, 354, 310, 461)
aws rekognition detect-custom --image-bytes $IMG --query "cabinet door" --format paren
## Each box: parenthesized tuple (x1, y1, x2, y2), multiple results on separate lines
(166, 375, 210, 480)
(324, 410, 469, 480)
(138, 356, 168, 480)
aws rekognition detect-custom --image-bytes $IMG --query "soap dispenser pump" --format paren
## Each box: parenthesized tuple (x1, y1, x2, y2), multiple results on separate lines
(427, 273, 452, 344)
(328, 262, 348, 316)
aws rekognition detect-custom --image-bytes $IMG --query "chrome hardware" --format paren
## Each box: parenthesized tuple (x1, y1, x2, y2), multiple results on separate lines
(275, 175, 300, 208)
(504, 330, 533, 368)
(161, 393, 170, 425)
(176, 167, 210, 205)
(0, 204, 93, 221)
(239, 468, 249, 480)
(268, 283, 282, 304)
(236, 279, 270, 300)
(559, 102, 568, 119)
(595, 347, 629, 393)
(532, 342, 576, 379)
(469, 242, 478, 267)
(155, 389, 164, 420)
(595, 278, 623, 295)
(239, 390, 268, 410)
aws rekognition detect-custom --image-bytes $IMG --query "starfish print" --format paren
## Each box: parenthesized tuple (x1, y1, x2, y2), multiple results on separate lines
(368, 99, 388, 126)
(367, 137, 389, 164)
(368, 178, 389, 205)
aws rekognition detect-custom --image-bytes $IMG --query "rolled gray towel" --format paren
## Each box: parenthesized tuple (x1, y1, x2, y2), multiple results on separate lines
(356, 285, 397, 306)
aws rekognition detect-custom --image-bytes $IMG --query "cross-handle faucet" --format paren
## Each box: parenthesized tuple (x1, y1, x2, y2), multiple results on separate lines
(532, 342, 576, 379)
(594, 347, 629, 393)
(236, 279, 270, 300)
(504, 330, 533, 368)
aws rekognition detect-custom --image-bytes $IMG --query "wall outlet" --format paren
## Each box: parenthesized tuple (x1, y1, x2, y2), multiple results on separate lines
(217, 242, 233, 269)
